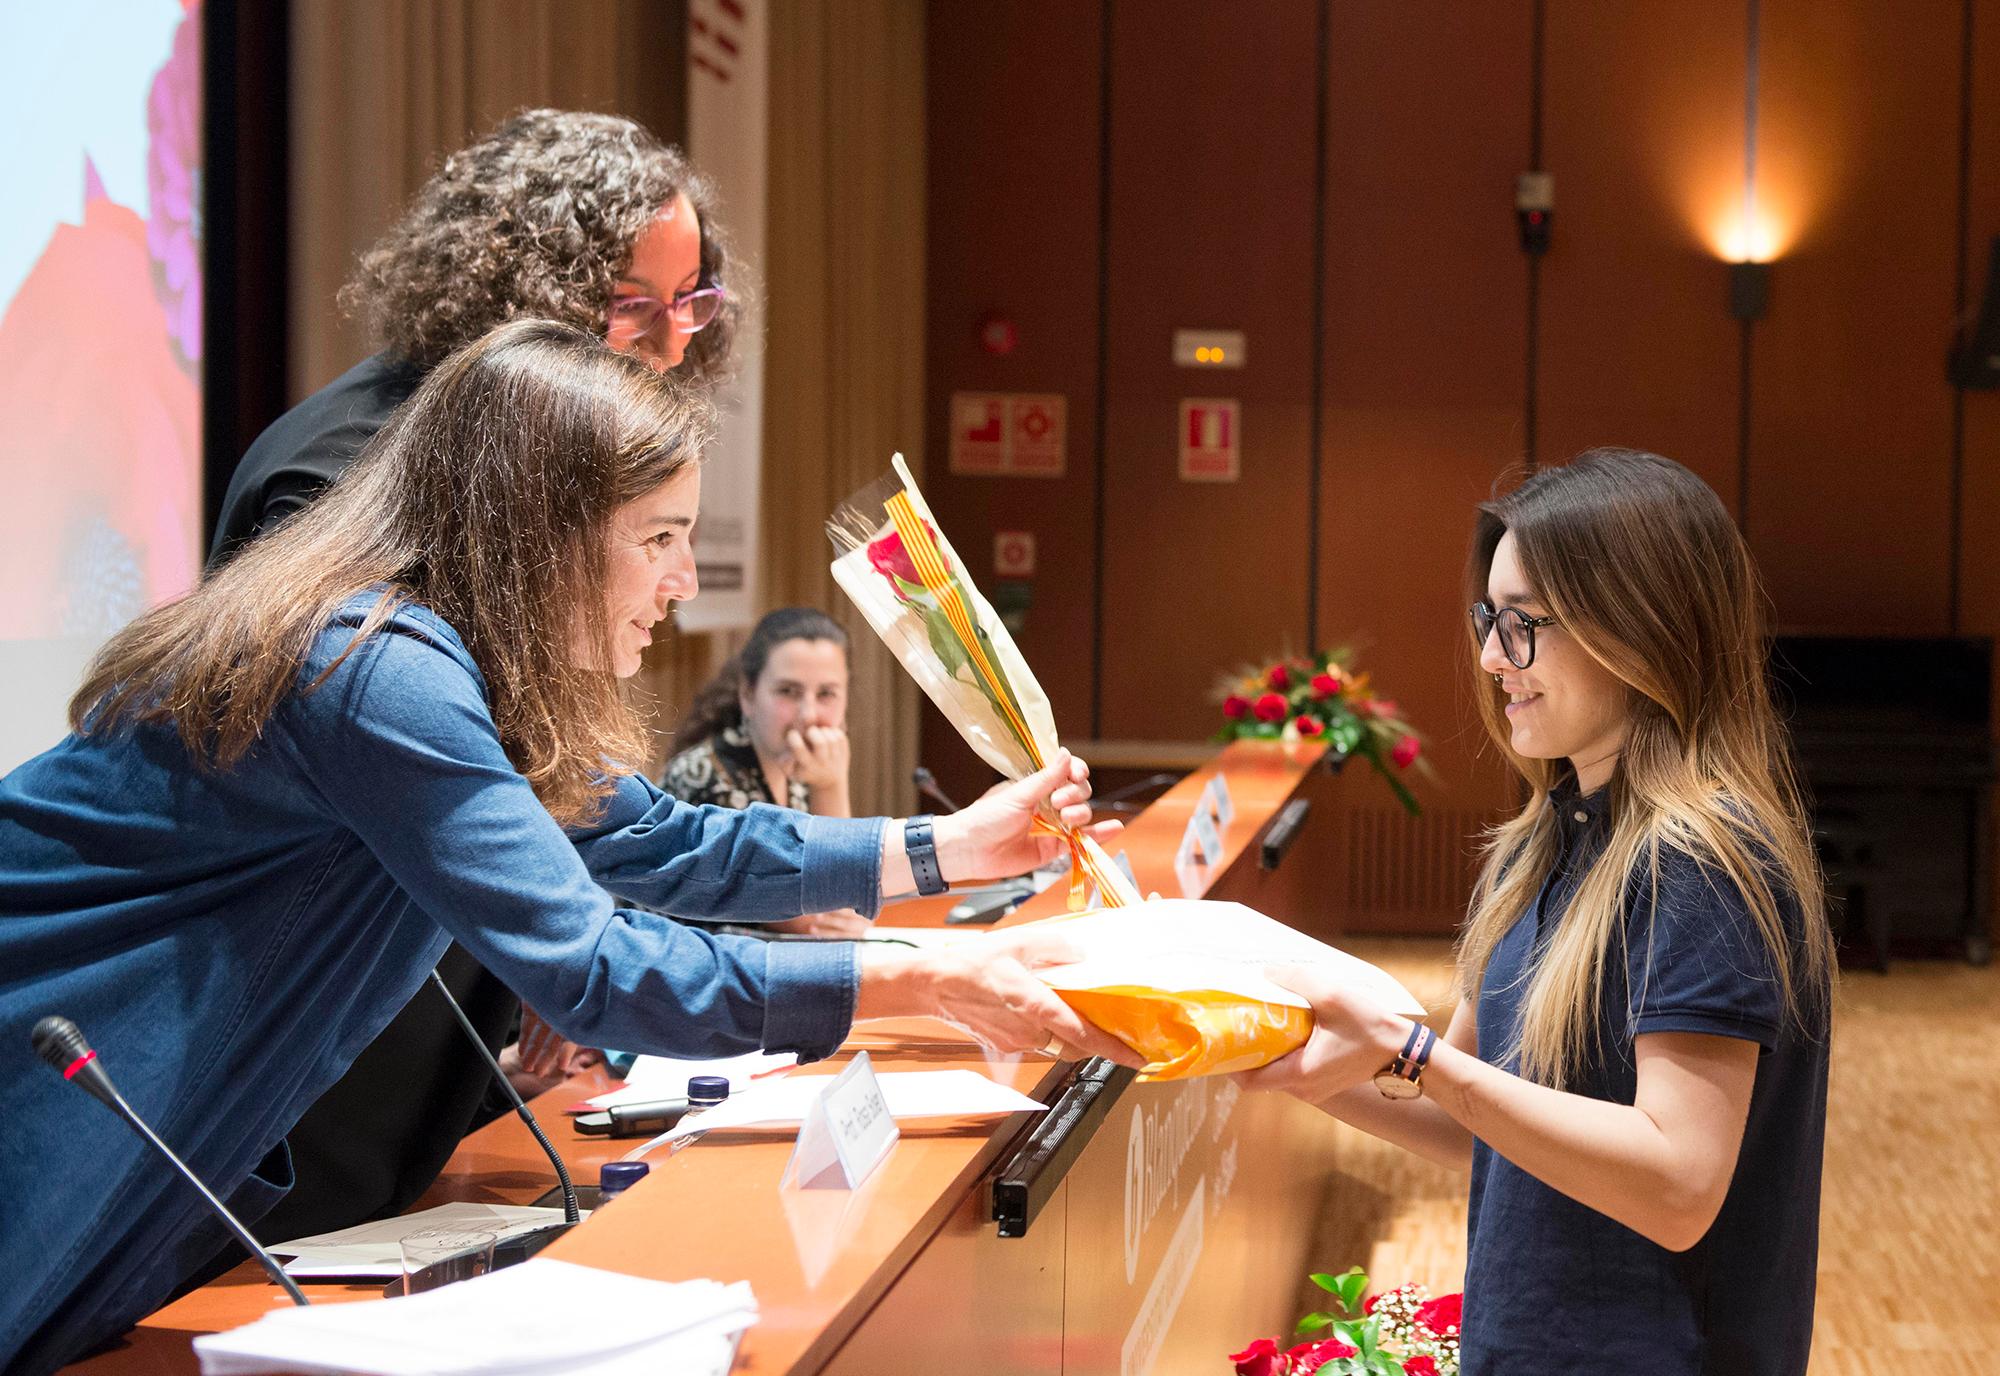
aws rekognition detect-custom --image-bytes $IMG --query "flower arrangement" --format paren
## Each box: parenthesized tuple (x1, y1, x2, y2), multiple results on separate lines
(1214, 652, 1426, 816)
(1229, 1268, 1461, 1376)
(829, 455, 1140, 909)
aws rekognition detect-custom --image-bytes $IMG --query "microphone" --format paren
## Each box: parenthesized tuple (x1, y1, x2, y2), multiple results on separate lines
(912, 765, 962, 813)
(426, 971, 581, 1226)
(31, 1017, 310, 1307)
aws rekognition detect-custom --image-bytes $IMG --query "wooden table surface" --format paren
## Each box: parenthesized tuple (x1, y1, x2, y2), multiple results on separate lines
(64, 740, 1329, 1375)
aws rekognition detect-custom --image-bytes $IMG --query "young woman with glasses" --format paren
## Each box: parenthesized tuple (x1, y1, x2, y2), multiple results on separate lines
(1245, 449, 1835, 1375)
(205, 110, 749, 1248)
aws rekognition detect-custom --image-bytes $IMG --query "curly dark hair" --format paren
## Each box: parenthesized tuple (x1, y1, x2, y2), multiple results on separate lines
(340, 109, 739, 383)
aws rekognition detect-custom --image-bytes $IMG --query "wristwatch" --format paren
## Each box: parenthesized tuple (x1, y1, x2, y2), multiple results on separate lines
(1373, 1021, 1437, 1100)
(904, 813, 948, 897)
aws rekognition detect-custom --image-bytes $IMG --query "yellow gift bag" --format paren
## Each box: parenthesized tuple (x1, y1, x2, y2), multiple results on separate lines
(1023, 899, 1427, 1081)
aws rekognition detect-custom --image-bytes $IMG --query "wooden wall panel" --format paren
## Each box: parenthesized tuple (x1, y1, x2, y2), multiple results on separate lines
(921, 1, 1106, 803)
(1313, 2, 1534, 930)
(1751, 0, 1964, 633)
(1537, 1, 1746, 502)
(1959, 0, 2000, 644)
(1097, 0, 1320, 741)
(1958, 0, 2000, 948)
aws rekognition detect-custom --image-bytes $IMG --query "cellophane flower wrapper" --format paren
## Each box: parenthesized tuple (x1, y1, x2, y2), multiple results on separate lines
(1023, 899, 1429, 1080)
(829, 454, 1140, 908)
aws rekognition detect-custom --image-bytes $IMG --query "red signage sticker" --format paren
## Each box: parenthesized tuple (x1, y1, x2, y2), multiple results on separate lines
(994, 531, 1036, 579)
(949, 393, 1066, 478)
(1178, 398, 1240, 482)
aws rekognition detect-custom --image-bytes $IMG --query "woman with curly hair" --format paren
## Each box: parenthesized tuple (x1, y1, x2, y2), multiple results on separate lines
(212, 107, 734, 564)
(205, 110, 745, 1247)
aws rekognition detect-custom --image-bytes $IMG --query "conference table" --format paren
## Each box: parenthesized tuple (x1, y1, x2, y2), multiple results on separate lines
(66, 739, 1357, 1375)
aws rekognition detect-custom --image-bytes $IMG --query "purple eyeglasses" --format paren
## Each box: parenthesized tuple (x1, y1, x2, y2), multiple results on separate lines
(608, 284, 726, 343)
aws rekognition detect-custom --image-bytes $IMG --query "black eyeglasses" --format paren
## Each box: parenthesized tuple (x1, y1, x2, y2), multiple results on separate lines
(1470, 602, 1559, 670)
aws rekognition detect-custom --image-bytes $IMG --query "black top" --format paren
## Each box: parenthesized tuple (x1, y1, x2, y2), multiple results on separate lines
(206, 351, 522, 1248)
(1463, 778, 1828, 1376)
(210, 352, 424, 568)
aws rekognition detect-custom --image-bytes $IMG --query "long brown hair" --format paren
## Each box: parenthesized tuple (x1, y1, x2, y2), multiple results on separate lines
(341, 108, 740, 384)
(72, 319, 714, 825)
(1456, 448, 1833, 1086)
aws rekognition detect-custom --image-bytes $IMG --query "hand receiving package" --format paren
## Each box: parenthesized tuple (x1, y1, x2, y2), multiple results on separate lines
(1020, 899, 1427, 1079)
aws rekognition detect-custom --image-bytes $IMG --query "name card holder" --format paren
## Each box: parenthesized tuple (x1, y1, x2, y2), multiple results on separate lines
(1203, 774, 1236, 828)
(783, 1051, 899, 1191)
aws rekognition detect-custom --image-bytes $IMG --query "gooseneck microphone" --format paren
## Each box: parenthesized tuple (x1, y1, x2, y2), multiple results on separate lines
(31, 1016, 310, 1307)
(426, 971, 581, 1225)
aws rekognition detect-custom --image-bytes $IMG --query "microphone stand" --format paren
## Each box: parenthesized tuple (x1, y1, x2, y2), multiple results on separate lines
(427, 971, 581, 1225)
(31, 1017, 309, 1307)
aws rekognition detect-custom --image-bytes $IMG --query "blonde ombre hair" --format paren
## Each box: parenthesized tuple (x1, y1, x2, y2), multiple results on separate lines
(1456, 449, 1833, 1087)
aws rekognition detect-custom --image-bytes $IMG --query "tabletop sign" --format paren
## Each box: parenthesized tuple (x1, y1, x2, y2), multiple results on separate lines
(1203, 775, 1236, 828)
(1086, 849, 1144, 909)
(783, 1051, 899, 1191)
(1176, 807, 1223, 872)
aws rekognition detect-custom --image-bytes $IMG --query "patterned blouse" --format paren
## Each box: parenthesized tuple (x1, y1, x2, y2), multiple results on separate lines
(661, 723, 812, 814)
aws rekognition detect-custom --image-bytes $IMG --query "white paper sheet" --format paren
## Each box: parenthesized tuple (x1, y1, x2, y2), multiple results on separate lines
(194, 1259, 753, 1376)
(575, 1049, 799, 1111)
(270, 1202, 579, 1279)
(625, 1068, 1045, 1158)
(1028, 898, 1429, 1016)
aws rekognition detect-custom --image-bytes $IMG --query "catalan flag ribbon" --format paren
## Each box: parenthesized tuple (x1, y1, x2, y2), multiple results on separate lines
(830, 455, 1140, 910)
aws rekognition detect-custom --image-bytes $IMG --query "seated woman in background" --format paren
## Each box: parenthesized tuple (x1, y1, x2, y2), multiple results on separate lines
(0, 321, 1132, 1376)
(665, 607, 867, 937)
(1246, 449, 1834, 1376)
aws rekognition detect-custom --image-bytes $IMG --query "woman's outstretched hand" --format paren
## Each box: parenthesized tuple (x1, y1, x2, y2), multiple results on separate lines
(1237, 967, 1415, 1100)
(932, 749, 1121, 883)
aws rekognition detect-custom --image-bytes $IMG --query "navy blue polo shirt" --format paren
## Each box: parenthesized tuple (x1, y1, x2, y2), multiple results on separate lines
(1463, 778, 1828, 1376)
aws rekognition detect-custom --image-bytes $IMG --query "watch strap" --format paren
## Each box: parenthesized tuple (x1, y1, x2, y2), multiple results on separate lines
(904, 813, 948, 896)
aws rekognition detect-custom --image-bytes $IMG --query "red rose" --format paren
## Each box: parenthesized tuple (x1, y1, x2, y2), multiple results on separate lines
(1228, 1336, 1288, 1376)
(1309, 672, 1341, 699)
(1414, 1292, 1461, 1336)
(1253, 692, 1289, 724)
(1391, 734, 1421, 770)
(1362, 1293, 1380, 1316)
(1285, 1338, 1358, 1374)
(867, 527, 922, 586)
(1223, 694, 1252, 721)
(1292, 715, 1325, 738)
(1267, 663, 1292, 690)
(1402, 1358, 1440, 1376)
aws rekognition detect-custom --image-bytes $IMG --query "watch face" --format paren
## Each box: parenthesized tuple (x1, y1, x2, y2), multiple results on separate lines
(1373, 1071, 1422, 1101)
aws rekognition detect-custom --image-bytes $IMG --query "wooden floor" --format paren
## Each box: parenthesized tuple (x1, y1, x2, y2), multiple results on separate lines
(1306, 937, 2000, 1375)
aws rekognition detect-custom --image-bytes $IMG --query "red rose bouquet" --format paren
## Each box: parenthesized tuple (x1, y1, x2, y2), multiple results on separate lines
(829, 455, 1140, 908)
(1215, 652, 1427, 816)
(1228, 1267, 1461, 1376)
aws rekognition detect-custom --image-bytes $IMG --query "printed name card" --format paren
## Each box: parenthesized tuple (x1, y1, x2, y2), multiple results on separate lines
(1086, 849, 1144, 909)
(1203, 775, 1236, 828)
(783, 1051, 899, 1191)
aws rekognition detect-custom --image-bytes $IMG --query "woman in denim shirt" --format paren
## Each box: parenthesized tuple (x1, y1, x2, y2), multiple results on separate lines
(0, 320, 1130, 1375)
(1245, 451, 1835, 1375)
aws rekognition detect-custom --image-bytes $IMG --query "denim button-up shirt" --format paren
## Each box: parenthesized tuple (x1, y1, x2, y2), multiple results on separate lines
(0, 599, 886, 1374)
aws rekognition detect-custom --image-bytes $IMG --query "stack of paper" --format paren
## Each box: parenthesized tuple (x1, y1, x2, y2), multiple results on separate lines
(270, 1202, 579, 1279)
(627, 1068, 1046, 1158)
(574, 1049, 798, 1113)
(194, 1259, 755, 1376)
